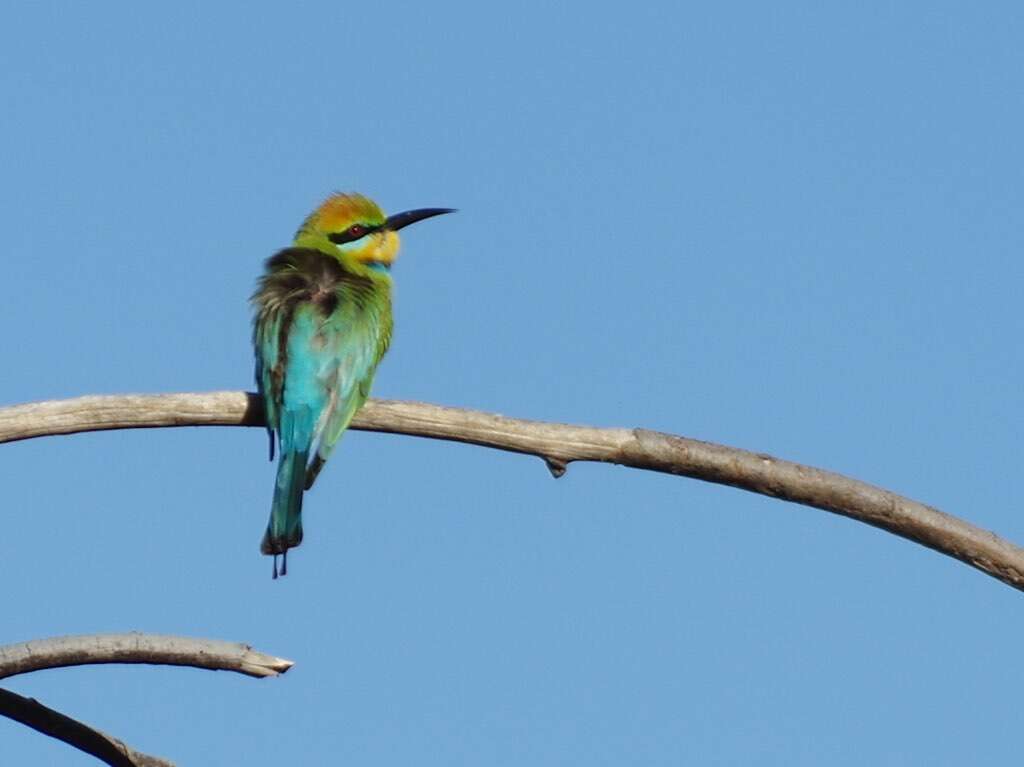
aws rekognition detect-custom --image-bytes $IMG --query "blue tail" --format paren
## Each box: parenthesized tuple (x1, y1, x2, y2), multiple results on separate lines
(261, 408, 315, 577)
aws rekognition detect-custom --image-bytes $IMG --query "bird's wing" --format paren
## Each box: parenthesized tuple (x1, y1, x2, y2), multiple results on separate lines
(302, 300, 387, 489)
(254, 308, 284, 459)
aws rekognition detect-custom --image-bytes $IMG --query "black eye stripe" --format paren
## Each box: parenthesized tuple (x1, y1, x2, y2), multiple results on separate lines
(327, 223, 380, 245)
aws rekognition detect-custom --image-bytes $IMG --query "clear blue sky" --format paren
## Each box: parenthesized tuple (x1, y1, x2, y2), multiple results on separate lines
(2, 2, 1023, 764)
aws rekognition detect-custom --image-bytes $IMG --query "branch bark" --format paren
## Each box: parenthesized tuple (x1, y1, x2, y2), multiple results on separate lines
(1, 391, 1022, 593)
(0, 633, 291, 766)
(0, 633, 294, 680)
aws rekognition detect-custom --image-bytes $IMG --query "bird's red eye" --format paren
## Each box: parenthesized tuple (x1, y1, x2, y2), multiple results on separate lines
(328, 223, 375, 246)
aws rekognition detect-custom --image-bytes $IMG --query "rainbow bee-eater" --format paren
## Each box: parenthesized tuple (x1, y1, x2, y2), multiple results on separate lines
(252, 192, 453, 577)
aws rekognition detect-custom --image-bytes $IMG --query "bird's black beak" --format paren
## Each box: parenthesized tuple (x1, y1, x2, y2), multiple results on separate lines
(384, 207, 456, 231)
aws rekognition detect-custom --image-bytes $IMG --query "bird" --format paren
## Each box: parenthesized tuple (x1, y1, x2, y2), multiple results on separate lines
(252, 192, 454, 578)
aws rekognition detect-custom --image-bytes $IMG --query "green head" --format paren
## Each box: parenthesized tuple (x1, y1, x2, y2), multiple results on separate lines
(295, 192, 454, 269)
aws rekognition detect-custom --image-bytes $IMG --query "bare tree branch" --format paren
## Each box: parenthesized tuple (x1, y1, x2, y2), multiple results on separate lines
(0, 633, 291, 766)
(0, 686, 174, 767)
(0, 633, 294, 680)
(1, 391, 1022, 593)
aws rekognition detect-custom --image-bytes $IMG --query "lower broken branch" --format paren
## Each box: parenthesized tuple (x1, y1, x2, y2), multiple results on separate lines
(0, 633, 294, 681)
(0, 633, 292, 766)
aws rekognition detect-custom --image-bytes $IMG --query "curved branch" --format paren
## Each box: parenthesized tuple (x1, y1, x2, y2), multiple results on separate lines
(1, 391, 1022, 593)
(0, 634, 291, 766)
(0, 687, 173, 766)
(0, 633, 293, 680)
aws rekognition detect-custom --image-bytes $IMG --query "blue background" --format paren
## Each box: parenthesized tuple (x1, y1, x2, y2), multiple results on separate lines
(2, 2, 1023, 764)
